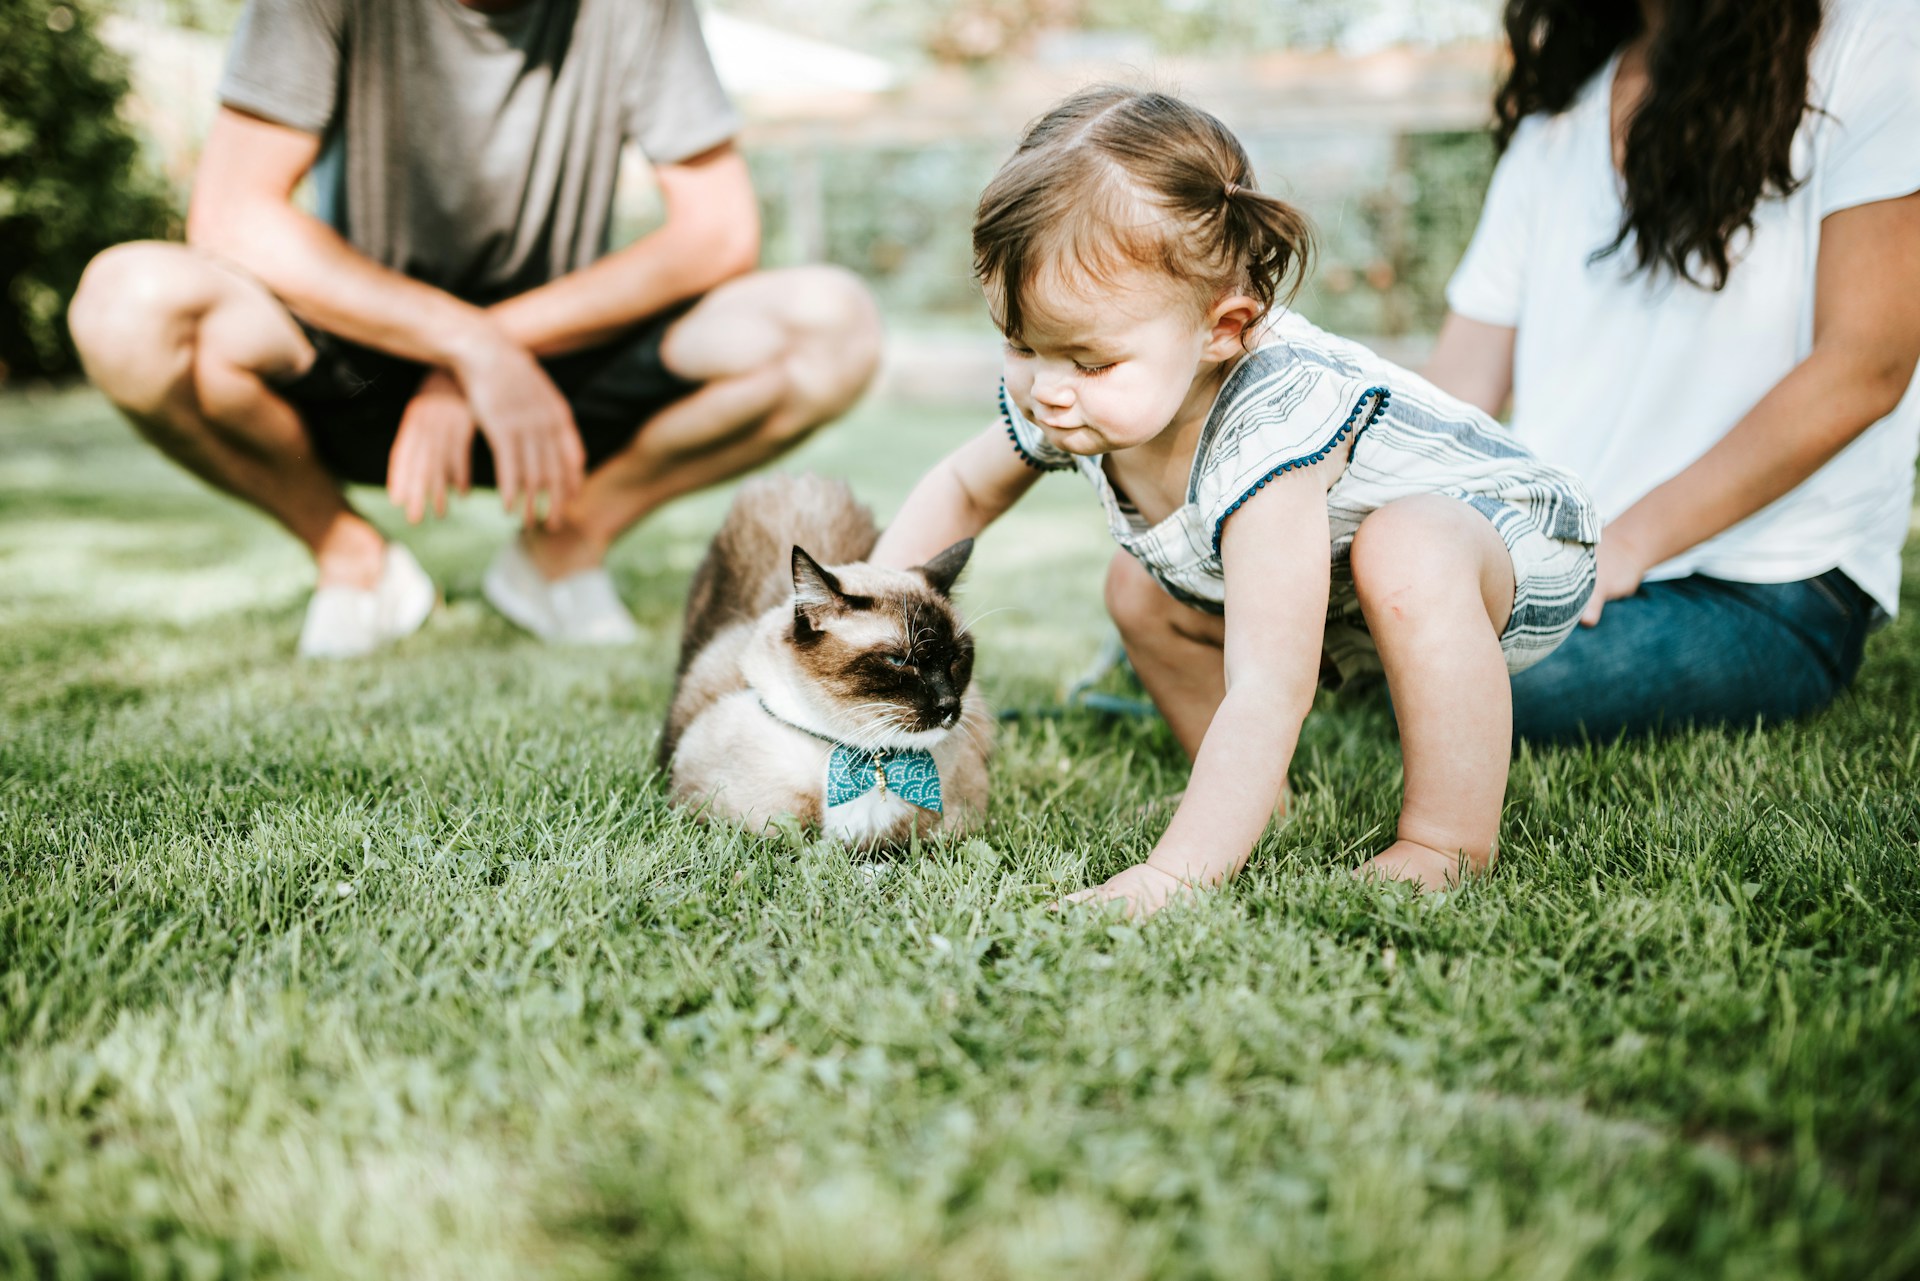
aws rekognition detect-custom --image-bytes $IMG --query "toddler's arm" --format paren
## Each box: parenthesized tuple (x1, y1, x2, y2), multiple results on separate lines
(1073, 470, 1331, 916)
(871, 424, 1044, 567)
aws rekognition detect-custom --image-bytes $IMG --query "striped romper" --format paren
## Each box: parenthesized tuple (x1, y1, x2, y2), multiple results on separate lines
(1002, 310, 1601, 684)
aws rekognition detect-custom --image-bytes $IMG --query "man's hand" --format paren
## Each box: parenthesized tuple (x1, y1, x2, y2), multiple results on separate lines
(449, 330, 585, 528)
(1057, 861, 1194, 920)
(387, 369, 476, 523)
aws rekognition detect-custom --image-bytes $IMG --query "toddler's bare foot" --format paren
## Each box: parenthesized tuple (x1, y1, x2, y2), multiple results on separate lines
(1354, 838, 1489, 892)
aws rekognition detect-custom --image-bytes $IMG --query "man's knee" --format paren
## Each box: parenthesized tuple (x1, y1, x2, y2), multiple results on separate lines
(764, 266, 882, 416)
(789, 265, 881, 412)
(775, 264, 881, 351)
(663, 266, 880, 421)
(72, 242, 309, 429)
(70, 242, 204, 356)
(69, 242, 208, 410)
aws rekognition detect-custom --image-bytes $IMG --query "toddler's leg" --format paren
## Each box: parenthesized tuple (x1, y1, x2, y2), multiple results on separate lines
(1104, 551, 1224, 759)
(1348, 497, 1516, 891)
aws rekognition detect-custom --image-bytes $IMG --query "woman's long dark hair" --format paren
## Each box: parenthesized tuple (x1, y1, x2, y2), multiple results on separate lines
(1493, 0, 1823, 290)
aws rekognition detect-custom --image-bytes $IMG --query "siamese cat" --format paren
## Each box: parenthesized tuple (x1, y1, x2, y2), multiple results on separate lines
(662, 473, 991, 848)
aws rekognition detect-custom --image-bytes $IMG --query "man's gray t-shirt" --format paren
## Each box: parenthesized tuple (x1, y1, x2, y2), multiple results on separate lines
(218, 0, 741, 304)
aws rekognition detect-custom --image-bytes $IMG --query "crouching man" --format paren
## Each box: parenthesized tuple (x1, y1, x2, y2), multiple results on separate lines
(68, 0, 880, 656)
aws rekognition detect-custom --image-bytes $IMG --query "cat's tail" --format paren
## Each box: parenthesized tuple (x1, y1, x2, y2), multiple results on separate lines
(674, 472, 879, 675)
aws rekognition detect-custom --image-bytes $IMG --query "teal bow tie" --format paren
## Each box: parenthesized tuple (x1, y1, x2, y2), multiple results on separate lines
(758, 699, 945, 816)
(826, 743, 943, 814)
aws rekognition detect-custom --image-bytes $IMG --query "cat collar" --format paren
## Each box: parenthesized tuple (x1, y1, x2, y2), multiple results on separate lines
(756, 699, 943, 815)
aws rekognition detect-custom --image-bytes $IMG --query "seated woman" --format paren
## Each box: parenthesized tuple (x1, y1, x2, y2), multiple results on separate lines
(1427, 0, 1920, 743)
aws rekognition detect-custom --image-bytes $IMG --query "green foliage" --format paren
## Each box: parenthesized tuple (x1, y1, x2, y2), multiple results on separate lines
(732, 0, 1499, 63)
(1403, 131, 1499, 328)
(0, 0, 177, 383)
(108, 0, 243, 32)
(1296, 129, 1498, 337)
(751, 141, 1009, 319)
(751, 130, 1496, 339)
(4, 390, 1920, 1277)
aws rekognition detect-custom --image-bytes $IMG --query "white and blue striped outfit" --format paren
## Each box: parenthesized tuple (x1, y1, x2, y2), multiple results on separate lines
(1003, 310, 1600, 683)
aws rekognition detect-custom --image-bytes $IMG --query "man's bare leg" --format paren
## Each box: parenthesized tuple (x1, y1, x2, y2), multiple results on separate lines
(521, 265, 882, 579)
(68, 241, 386, 589)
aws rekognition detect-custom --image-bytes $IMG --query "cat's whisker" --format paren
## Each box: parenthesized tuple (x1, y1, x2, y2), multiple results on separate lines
(952, 719, 991, 759)
(845, 710, 907, 751)
(954, 605, 1014, 636)
(842, 702, 909, 743)
(866, 706, 933, 751)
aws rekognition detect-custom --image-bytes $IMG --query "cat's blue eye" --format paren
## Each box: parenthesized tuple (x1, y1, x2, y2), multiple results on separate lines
(885, 653, 910, 668)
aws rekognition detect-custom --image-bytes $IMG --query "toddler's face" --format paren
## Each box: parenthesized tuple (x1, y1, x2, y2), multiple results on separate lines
(998, 266, 1219, 456)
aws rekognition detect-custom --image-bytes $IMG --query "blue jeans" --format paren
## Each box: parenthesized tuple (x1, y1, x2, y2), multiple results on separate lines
(1510, 569, 1879, 746)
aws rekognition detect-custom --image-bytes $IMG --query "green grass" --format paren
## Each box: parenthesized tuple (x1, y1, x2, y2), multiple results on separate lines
(3, 387, 1919, 1280)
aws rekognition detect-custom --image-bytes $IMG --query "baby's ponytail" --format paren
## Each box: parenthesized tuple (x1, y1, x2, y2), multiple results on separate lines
(1218, 175, 1314, 320)
(974, 86, 1316, 337)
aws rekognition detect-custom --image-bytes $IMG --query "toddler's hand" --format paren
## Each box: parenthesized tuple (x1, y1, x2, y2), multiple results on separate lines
(1057, 861, 1192, 920)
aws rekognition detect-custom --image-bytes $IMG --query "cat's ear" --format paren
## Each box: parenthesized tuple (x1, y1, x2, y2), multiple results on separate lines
(916, 539, 974, 597)
(791, 546, 845, 617)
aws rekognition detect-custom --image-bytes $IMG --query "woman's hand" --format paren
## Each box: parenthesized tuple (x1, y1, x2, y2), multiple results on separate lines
(1057, 861, 1193, 920)
(1581, 524, 1654, 626)
(1575, 193, 1920, 621)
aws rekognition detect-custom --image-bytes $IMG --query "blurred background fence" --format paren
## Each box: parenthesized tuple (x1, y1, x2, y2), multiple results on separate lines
(2, 0, 1507, 391)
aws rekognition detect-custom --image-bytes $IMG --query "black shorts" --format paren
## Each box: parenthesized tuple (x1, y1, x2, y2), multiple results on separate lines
(271, 302, 700, 487)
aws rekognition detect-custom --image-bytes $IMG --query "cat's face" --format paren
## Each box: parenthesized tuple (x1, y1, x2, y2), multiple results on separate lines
(787, 541, 976, 742)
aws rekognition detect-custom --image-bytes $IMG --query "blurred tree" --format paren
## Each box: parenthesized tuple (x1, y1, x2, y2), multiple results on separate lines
(1, 0, 177, 383)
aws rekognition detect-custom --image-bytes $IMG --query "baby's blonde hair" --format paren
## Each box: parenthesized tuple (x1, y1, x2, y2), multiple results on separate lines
(973, 86, 1314, 339)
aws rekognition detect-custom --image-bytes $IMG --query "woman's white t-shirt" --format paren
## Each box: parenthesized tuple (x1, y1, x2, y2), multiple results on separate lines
(1446, 0, 1920, 615)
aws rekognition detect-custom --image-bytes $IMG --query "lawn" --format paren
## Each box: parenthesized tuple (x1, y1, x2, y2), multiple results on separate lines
(2, 386, 1918, 1280)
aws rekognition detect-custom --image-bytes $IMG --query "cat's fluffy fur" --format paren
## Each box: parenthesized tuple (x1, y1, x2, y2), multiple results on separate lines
(662, 474, 991, 848)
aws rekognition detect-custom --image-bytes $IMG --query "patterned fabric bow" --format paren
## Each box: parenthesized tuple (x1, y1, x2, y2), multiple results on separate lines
(825, 744, 943, 815)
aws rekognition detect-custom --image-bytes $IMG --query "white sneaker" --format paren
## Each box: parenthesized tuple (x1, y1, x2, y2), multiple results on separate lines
(481, 539, 640, 646)
(296, 544, 436, 659)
